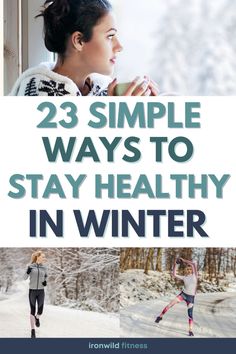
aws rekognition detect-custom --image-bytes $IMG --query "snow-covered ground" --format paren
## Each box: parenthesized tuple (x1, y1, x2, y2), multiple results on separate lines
(120, 293, 236, 338)
(0, 282, 119, 338)
(120, 270, 236, 338)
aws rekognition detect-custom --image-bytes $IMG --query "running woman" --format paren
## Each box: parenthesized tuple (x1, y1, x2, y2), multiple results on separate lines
(24, 251, 47, 338)
(155, 257, 198, 337)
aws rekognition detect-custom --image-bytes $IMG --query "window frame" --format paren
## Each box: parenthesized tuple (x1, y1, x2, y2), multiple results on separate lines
(4, 0, 53, 95)
(0, 0, 3, 95)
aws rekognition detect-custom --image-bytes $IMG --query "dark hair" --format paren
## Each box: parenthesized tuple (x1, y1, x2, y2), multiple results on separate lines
(37, 0, 112, 55)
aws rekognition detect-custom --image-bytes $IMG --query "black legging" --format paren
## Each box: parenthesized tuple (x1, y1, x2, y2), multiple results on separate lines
(29, 289, 45, 316)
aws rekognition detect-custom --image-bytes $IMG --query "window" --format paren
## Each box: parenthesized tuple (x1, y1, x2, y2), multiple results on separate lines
(113, 0, 236, 95)
(0, 0, 3, 95)
(4, 0, 53, 95)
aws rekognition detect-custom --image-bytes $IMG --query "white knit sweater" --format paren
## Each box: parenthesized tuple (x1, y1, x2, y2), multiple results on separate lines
(9, 62, 110, 96)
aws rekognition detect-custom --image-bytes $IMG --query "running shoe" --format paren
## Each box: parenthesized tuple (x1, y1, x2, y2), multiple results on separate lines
(155, 316, 162, 323)
(35, 316, 40, 328)
(189, 331, 194, 336)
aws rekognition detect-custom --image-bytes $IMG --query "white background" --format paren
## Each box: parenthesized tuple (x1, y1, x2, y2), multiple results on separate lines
(0, 97, 235, 247)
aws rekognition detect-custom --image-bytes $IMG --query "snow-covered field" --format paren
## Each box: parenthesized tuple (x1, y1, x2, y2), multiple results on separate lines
(120, 293, 236, 338)
(1, 270, 235, 338)
(0, 282, 119, 338)
(120, 270, 236, 338)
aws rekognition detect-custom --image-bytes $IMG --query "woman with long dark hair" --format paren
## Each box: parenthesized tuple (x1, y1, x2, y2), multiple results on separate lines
(10, 0, 158, 97)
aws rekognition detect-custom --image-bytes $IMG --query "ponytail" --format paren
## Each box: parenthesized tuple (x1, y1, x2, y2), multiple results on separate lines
(31, 250, 43, 264)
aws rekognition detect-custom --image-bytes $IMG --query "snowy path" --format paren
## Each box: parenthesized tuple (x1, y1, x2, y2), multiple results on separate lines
(0, 282, 119, 338)
(120, 292, 236, 338)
